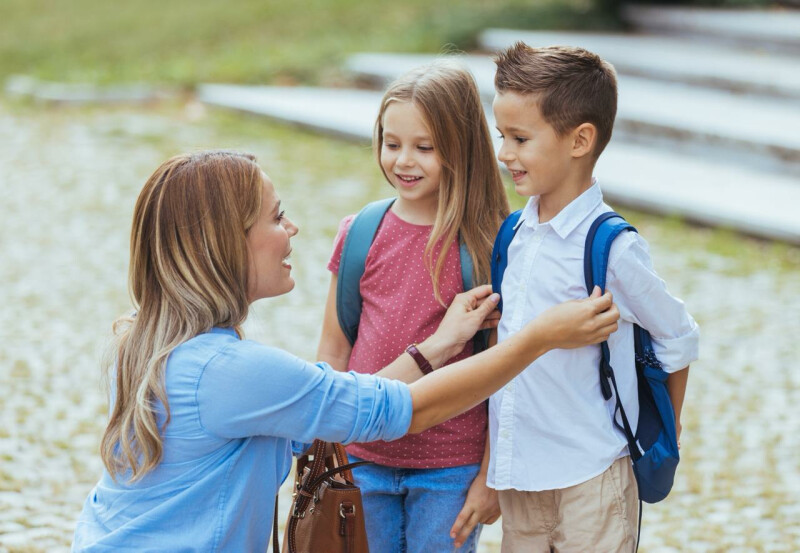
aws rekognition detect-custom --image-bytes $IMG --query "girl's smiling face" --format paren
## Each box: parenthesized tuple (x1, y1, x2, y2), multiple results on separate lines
(380, 101, 442, 212)
(246, 173, 299, 302)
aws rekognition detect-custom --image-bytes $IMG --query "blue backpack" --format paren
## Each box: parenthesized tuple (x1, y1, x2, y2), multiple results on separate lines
(337, 198, 488, 351)
(490, 209, 680, 505)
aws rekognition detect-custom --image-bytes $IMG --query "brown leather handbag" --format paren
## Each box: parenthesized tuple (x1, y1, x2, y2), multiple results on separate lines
(272, 440, 372, 553)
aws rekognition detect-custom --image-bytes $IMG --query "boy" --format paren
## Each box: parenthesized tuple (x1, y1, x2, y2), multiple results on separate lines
(488, 43, 699, 552)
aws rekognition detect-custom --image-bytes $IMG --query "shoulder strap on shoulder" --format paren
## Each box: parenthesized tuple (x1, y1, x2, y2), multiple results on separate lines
(583, 212, 637, 294)
(584, 210, 638, 406)
(490, 210, 523, 313)
(336, 198, 395, 346)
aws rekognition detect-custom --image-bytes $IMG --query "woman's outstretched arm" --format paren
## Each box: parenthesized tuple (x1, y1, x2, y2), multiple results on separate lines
(407, 286, 618, 433)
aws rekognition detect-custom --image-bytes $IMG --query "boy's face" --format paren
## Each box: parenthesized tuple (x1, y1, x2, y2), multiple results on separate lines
(493, 91, 575, 198)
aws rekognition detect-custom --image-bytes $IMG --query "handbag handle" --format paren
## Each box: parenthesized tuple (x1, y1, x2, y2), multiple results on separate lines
(272, 440, 372, 553)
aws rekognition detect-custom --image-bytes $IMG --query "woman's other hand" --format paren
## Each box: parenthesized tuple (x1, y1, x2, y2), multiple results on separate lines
(428, 285, 500, 363)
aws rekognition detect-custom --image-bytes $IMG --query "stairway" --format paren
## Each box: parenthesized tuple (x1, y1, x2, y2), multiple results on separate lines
(199, 6, 800, 244)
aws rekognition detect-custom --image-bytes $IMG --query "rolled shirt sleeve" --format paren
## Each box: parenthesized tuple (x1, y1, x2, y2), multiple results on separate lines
(195, 340, 413, 444)
(608, 232, 700, 373)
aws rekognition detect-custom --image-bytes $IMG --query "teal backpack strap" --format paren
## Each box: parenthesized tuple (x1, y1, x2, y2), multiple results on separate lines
(459, 240, 474, 292)
(336, 198, 395, 346)
(459, 238, 490, 353)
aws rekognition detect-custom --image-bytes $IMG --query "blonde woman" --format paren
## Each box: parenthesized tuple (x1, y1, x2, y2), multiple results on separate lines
(73, 150, 618, 552)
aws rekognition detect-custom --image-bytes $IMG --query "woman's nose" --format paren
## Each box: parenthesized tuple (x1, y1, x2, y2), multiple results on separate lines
(284, 216, 299, 236)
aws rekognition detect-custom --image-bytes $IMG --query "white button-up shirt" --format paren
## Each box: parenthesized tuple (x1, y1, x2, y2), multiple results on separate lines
(487, 183, 699, 491)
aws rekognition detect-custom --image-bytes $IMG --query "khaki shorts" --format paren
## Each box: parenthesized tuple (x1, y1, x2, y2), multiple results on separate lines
(498, 457, 639, 553)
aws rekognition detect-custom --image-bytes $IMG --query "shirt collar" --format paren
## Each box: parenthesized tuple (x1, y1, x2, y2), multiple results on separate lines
(209, 327, 240, 338)
(518, 179, 602, 239)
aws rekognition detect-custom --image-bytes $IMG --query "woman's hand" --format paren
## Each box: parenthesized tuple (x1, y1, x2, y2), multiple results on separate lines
(421, 285, 500, 367)
(532, 286, 619, 350)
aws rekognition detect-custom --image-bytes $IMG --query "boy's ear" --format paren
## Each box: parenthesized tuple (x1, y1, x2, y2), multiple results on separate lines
(571, 123, 597, 159)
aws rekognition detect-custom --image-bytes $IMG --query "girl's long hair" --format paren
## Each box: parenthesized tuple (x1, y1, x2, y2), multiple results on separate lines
(374, 61, 510, 303)
(100, 150, 263, 482)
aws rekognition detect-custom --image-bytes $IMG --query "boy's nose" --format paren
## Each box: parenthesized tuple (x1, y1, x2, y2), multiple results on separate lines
(497, 143, 514, 163)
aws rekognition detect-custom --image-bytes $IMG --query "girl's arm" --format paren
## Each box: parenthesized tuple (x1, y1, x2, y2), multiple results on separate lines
(450, 434, 500, 548)
(317, 274, 353, 372)
(407, 286, 618, 434)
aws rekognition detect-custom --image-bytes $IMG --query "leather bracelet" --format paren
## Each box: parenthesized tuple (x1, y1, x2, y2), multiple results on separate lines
(405, 343, 433, 375)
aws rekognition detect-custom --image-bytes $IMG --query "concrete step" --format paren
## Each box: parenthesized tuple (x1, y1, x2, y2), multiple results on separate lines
(345, 53, 800, 172)
(198, 83, 800, 244)
(197, 84, 381, 142)
(622, 4, 800, 53)
(479, 29, 800, 100)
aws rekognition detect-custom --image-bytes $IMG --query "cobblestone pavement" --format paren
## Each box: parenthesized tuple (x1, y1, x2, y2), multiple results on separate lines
(0, 100, 798, 552)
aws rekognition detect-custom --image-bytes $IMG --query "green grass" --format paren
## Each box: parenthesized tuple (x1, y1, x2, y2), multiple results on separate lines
(1, 0, 623, 85)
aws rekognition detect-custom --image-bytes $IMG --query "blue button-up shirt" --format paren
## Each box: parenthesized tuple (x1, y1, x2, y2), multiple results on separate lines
(73, 327, 413, 552)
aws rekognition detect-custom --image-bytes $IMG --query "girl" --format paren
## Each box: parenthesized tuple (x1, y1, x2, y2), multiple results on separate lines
(318, 62, 510, 552)
(73, 150, 618, 551)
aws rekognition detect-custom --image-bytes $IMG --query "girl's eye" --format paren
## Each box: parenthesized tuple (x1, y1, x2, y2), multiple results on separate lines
(418, 145, 434, 152)
(515, 136, 528, 144)
(384, 142, 399, 150)
(276, 210, 285, 222)
(497, 134, 504, 140)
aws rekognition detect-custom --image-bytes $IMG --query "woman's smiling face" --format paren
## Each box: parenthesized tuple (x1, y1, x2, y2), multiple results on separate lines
(246, 173, 298, 302)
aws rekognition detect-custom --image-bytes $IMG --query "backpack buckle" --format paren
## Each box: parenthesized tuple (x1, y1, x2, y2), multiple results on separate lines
(599, 359, 613, 400)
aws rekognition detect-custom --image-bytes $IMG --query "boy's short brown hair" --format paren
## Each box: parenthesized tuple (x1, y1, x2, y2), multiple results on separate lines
(494, 42, 618, 159)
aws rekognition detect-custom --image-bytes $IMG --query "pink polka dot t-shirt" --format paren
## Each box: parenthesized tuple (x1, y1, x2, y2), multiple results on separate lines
(327, 208, 486, 468)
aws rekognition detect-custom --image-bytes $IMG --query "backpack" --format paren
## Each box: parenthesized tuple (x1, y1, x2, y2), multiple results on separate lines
(490, 209, 680, 505)
(336, 197, 488, 352)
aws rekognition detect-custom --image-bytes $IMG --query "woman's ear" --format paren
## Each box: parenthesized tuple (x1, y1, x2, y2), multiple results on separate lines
(572, 123, 597, 159)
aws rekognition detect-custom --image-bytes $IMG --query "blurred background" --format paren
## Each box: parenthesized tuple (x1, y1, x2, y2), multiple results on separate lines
(1, 0, 798, 551)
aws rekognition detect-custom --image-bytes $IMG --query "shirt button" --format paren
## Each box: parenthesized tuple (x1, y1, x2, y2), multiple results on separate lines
(500, 430, 510, 440)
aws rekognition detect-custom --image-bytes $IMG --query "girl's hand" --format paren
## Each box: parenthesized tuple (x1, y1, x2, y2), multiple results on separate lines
(532, 286, 619, 350)
(449, 470, 500, 548)
(429, 285, 500, 363)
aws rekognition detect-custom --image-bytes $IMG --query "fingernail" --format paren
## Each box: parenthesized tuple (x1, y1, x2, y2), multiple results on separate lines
(489, 293, 500, 303)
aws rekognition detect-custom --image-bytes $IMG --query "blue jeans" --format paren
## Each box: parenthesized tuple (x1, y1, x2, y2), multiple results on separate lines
(349, 455, 482, 553)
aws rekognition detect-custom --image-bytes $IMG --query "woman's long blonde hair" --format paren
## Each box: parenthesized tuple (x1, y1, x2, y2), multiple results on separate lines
(101, 150, 263, 482)
(374, 61, 509, 302)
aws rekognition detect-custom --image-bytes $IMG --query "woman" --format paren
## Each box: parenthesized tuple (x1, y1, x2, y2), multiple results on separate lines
(73, 151, 618, 552)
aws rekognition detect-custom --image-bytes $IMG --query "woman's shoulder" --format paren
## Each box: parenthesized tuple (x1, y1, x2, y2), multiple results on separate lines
(171, 329, 299, 367)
